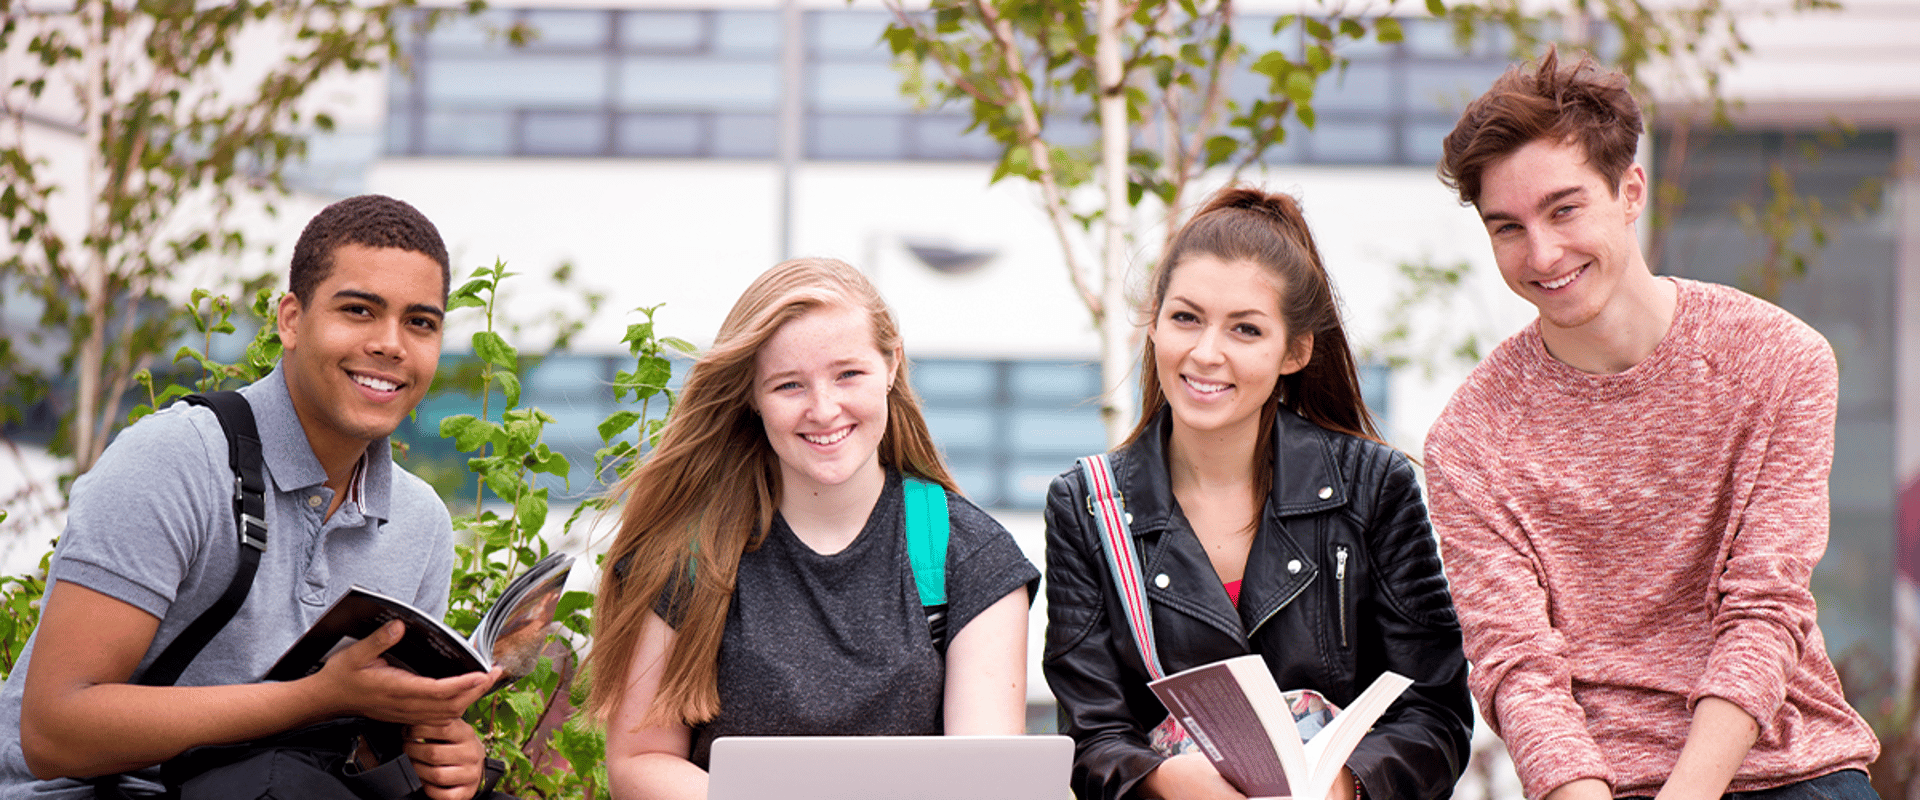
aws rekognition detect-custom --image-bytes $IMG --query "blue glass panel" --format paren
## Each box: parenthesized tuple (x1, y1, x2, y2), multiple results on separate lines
(809, 114, 905, 160)
(911, 360, 995, 402)
(945, 463, 998, 507)
(1306, 121, 1391, 163)
(1013, 457, 1077, 507)
(422, 110, 512, 156)
(527, 357, 607, 401)
(619, 11, 705, 52)
(427, 56, 607, 106)
(1357, 361, 1390, 424)
(1008, 361, 1100, 404)
(923, 408, 994, 451)
(811, 62, 908, 111)
(522, 9, 610, 48)
(714, 11, 781, 54)
(523, 112, 606, 155)
(619, 59, 778, 108)
(1237, 15, 1300, 58)
(1406, 120, 1456, 164)
(809, 10, 888, 56)
(617, 114, 705, 157)
(908, 114, 999, 160)
(426, 10, 519, 52)
(1316, 62, 1392, 112)
(1406, 63, 1504, 114)
(1008, 409, 1105, 454)
(713, 114, 778, 159)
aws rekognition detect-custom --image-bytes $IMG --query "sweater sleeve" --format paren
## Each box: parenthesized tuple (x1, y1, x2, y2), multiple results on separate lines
(1426, 424, 1613, 799)
(1691, 336, 1836, 731)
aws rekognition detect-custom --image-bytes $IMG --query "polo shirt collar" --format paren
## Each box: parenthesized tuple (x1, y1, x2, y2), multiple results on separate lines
(238, 365, 395, 522)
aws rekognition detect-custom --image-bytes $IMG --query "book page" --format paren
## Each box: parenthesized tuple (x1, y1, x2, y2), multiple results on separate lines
(1299, 671, 1414, 800)
(472, 552, 573, 681)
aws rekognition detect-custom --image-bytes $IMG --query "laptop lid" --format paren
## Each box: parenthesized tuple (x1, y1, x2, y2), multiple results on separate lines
(707, 734, 1073, 800)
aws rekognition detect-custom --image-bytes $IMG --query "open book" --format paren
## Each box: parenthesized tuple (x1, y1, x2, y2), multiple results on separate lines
(264, 551, 574, 693)
(1148, 655, 1412, 800)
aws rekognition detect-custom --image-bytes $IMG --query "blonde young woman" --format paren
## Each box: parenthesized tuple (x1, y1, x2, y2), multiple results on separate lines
(590, 258, 1039, 800)
(1042, 187, 1473, 800)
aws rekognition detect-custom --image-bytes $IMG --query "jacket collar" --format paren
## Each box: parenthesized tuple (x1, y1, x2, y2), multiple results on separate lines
(1109, 404, 1352, 644)
(1111, 404, 1350, 526)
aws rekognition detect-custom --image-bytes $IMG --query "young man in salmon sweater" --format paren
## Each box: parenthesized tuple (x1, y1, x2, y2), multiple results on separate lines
(1424, 49, 1880, 800)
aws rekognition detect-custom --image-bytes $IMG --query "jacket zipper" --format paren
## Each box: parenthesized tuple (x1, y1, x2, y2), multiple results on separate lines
(1335, 545, 1350, 648)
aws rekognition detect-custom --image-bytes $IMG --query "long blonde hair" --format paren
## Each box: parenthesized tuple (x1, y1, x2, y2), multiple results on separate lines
(588, 257, 958, 726)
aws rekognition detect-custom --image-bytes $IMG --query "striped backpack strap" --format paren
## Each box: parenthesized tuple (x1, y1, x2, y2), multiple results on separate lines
(1077, 454, 1165, 680)
(902, 476, 951, 650)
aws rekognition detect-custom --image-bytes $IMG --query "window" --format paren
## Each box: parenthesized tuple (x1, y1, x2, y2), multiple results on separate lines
(386, 7, 1513, 166)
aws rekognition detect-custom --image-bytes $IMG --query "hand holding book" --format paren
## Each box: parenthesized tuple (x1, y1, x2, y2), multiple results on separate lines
(266, 552, 575, 693)
(1148, 655, 1412, 800)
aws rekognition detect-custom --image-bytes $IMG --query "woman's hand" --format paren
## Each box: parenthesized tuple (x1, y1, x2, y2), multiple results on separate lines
(1325, 767, 1356, 800)
(1141, 752, 1248, 800)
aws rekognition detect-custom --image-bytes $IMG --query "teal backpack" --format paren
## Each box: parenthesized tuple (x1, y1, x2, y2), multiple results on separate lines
(902, 476, 952, 652)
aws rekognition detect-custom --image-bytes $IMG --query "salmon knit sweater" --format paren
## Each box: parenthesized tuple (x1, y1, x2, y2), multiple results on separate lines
(1425, 278, 1878, 799)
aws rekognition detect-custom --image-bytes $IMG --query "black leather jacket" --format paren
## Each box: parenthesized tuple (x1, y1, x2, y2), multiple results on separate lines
(1042, 408, 1473, 800)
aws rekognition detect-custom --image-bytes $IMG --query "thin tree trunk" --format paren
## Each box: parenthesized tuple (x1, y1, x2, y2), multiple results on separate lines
(75, 0, 108, 474)
(1096, 0, 1134, 446)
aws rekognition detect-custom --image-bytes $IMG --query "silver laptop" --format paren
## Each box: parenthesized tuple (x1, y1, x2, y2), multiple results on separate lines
(708, 735, 1074, 800)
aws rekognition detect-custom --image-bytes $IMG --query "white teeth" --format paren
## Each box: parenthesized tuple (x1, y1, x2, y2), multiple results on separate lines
(353, 373, 398, 392)
(1540, 268, 1581, 290)
(803, 427, 852, 445)
(1185, 377, 1229, 395)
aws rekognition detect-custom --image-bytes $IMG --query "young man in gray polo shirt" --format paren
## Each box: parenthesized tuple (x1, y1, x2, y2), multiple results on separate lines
(0, 195, 498, 800)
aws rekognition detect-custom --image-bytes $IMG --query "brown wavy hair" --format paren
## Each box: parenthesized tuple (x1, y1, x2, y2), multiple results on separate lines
(1437, 46, 1643, 207)
(1126, 186, 1384, 493)
(587, 257, 958, 727)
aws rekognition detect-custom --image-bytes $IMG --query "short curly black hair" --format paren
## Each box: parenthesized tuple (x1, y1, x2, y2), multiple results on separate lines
(288, 194, 451, 305)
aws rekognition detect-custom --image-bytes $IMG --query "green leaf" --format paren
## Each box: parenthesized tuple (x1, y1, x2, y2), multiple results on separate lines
(1284, 71, 1315, 104)
(1426, 0, 1445, 16)
(1307, 44, 1332, 73)
(661, 336, 696, 354)
(440, 414, 497, 452)
(1251, 51, 1291, 80)
(631, 355, 671, 401)
(1375, 17, 1405, 43)
(1203, 134, 1237, 167)
(496, 371, 522, 409)
(515, 487, 549, 537)
(472, 330, 516, 372)
(597, 410, 641, 441)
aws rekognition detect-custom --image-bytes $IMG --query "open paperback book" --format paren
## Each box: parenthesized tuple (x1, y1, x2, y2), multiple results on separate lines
(1148, 655, 1412, 800)
(264, 551, 574, 693)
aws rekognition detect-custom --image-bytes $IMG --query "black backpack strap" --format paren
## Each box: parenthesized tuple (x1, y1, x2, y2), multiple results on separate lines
(138, 390, 268, 687)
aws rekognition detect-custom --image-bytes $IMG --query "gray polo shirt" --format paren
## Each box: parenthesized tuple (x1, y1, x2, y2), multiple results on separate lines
(0, 366, 454, 798)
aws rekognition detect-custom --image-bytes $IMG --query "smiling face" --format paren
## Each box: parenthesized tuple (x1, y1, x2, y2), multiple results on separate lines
(277, 243, 445, 469)
(1478, 137, 1650, 333)
(753, 303, 897, 500)
(1149, 255, 1311, 442)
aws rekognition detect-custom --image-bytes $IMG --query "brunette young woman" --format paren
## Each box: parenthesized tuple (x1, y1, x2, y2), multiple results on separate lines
(590, 257, 1039, 800)
(1042, 187, 1473, 800)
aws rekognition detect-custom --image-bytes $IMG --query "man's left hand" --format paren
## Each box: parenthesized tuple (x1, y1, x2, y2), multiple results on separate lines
(405, 719, 487, 800)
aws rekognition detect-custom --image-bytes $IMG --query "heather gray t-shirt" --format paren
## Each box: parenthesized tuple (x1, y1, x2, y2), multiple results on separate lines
(685, 470, 1039, 767)
(0, 367, 455, 799)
